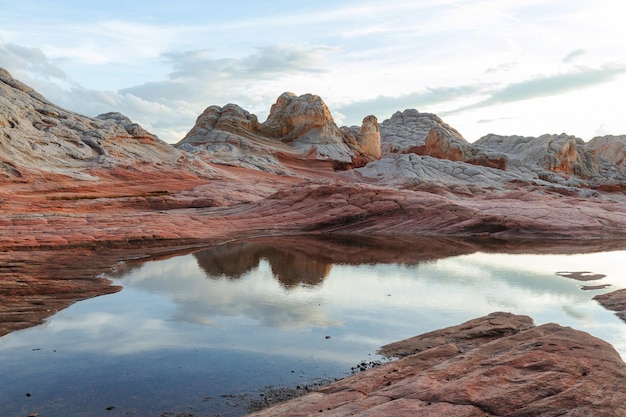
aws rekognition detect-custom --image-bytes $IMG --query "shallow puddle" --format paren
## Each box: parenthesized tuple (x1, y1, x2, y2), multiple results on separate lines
(1, 236, 625, 416)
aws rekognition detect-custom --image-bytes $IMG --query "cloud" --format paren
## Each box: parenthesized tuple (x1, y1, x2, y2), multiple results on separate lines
(486, 62, 518, 74)
(563, 49, 587, 63)
(121, 44, 334, 103)
(1, 41, 338, 142)
(477, 117, 514, 124)
(334, 85, 484, 125)
(0, 41, 69, 81)
(442, 65, 626, 116)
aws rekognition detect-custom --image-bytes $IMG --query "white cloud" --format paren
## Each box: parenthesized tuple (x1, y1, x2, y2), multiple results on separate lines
(0, 42, 69, 81)
(2, 0, 626, 142)
(0, 40, 343, 142)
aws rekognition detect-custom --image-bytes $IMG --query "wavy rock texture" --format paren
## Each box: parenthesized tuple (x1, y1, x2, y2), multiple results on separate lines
(2, 65, 626, 247)
(246, 312, 626, 417)
(177, 92, 381, 170)
(2, 67, 626, 417)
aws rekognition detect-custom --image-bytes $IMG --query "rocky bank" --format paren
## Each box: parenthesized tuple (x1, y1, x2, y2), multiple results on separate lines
(246, 312, 626, 417)
(2, 67, 626, 415)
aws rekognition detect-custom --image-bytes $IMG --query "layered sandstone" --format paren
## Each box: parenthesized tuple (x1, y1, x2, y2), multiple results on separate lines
(595, 289, 626, 322)
(1, 64, 625, 256)
(1, 70, 179, 175)
(2, 66, 626, 417)
(247, 312, 626, 417)
(177, 92, 381, 170)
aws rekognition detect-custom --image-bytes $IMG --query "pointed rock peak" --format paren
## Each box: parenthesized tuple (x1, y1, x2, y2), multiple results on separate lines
(358, 115, 381, 159)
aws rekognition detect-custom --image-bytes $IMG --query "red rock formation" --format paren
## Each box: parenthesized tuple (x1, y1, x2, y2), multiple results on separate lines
(2, 65, 626, 350)
(246, 312, 626, 417)
(595, 289, 626, 322)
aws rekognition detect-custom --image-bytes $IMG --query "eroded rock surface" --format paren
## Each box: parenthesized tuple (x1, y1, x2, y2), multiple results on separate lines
(379, 109, 464, 154)
(177, 92, 381, 170)
(2, 65, 626, 342)
(0, 67, 215, 192)
(595, 289, 626, 322)
(246, 312, 626, 417)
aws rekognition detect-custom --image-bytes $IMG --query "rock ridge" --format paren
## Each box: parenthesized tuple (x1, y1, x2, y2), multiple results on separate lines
(177, 92, 381, 170)
(0, 67, 212, 184)
(1, 67, 626, 417)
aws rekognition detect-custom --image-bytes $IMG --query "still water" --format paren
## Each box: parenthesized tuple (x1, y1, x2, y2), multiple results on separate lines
(0, 236, 625, 417)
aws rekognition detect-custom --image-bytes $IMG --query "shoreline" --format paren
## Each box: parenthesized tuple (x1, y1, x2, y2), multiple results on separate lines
(2, 233, 626, 341)
(244, 312, 626, 416)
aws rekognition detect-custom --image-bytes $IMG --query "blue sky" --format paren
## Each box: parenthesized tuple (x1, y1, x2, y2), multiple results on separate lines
(1, 0, 625, 143)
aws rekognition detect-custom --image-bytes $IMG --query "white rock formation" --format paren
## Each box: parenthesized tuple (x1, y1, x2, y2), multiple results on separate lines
(177, 92, 381, 170)
(379, 109, 465, 154)
(0, 67, 193, 180)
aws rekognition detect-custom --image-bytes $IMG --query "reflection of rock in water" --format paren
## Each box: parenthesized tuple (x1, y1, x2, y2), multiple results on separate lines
(265, 250, 331, 288)
(556, 271, 607, 281)
(193, 242, 331, 288)
(192, 235, 626, 290)
(194, 242, 262, 278)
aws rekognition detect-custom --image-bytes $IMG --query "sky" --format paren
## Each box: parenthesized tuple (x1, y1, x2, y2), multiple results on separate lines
(1, 0, 625, 143)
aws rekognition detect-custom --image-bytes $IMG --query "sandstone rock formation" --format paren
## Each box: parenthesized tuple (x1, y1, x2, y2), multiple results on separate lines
(1, 63, 625, 248)
(476, 133, 598, 182)
(246, 312, 626, 417)
(2, 66, 626, 417)
(378, 109, 464, 154)
(2, 65, 626, 339)
(177, 92, 381, 170)
(595, 289, 626, 322)
(587, 135, 626, 166)
(1, 69, 180, 177)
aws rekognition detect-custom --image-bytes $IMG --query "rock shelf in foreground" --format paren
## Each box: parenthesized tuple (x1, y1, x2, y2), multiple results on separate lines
(246, 312, 626, 417)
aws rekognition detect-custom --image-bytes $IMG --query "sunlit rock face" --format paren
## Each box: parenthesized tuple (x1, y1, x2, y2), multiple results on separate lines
(374, 109, 626, 190)
(378, 109, 464, 155)
(0, 68, 204, 182)
(476, 133, 599, 178)
(176, 92, 381, 170)
(0, 69, 214, 192)
(417, 127, 508, 170)
(587, 135, 626, 166)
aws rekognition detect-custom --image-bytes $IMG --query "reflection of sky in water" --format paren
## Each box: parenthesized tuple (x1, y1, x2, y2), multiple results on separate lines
(0, 243, 625, 416)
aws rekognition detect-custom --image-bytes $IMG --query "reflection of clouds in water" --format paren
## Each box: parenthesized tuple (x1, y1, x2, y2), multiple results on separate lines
(323, 261, 591, 312)
(467, 251, 626, 289)
(485, 294, 518, 310)
(561, 305, 593, 322)
(8, 239, 623, 361)
(121, 257, 340, 330)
